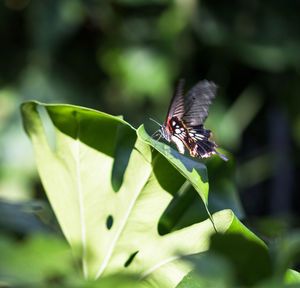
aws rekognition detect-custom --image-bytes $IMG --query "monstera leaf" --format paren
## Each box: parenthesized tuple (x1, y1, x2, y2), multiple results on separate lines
(21, 102, 264, 287)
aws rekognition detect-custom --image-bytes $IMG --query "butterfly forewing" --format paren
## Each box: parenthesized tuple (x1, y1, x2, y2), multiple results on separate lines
(165, 79, 185, 121)
(182, 80, 217, 126)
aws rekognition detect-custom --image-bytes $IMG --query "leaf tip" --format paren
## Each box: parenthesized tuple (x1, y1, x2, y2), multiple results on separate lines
(20, 101, 40, 135)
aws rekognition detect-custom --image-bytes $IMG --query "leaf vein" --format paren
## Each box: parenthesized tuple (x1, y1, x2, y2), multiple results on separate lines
(95, 160, 152, 279)
(75, 127, 87, 278)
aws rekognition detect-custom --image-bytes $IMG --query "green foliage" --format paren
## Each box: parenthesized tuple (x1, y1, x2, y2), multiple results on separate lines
(99, 48, 172, 100)
(0, 233, 76, 287)
(0, 234, 143, 288)
(176, 232, 300, 288)
(1, 0, 300, 287)
(19, 101, 280, 288)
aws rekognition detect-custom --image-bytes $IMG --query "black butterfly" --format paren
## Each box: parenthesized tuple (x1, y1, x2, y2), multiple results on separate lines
(152, 79, 228, 161)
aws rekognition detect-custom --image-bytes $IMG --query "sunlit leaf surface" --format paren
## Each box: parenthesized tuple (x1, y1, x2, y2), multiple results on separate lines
(21, 101, 266, 287)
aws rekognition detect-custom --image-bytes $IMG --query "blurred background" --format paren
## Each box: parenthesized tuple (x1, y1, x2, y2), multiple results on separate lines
(1, 0, 300, 285)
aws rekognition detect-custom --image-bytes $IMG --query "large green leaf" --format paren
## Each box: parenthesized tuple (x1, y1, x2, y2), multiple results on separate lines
(21, 101, 264, 287)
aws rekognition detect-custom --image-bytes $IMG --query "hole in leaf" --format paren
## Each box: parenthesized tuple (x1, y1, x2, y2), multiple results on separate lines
(124, 251, 139, 267)
(106, 215, 113, 230)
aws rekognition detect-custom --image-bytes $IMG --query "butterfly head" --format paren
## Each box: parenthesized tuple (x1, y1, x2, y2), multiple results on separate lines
(149, 118, 172, 142)
(160, 124, 172, 142)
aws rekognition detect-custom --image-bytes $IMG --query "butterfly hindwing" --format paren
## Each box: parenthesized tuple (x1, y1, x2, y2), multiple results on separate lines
(186, 125, 214, 157)
(188, 125, 228, 161)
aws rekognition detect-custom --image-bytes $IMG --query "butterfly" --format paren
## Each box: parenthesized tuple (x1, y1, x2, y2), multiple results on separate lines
(151, 79, 228, 161)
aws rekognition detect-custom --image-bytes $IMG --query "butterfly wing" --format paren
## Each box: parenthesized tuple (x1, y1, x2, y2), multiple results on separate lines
(188, 125, 228, 161)
(182, 80, 217, 126)
(159, 79, 227, 161)
(165, 78, 185, 121)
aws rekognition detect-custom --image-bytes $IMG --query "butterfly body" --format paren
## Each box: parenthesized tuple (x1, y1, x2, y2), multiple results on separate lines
(156, 79, 228, 161)
(162, 116, 189, 154)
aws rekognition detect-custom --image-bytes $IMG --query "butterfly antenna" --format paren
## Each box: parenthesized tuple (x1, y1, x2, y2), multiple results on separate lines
(149, 118, 162, 128)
